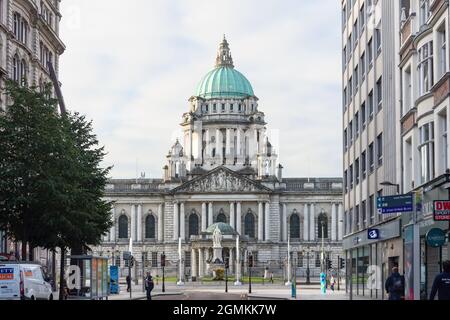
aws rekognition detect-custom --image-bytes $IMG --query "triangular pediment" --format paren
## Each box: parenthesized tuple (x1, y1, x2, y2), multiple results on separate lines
(171, 166, 272, 194)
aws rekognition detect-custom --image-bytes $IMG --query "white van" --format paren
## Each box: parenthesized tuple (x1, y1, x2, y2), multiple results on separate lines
(0, 262, 53, 300)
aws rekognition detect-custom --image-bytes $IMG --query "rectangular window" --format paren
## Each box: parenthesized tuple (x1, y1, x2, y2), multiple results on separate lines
(343, 46, 347, 68)
(360, 4, 365, 32)
(376, 77, 383, 111)
(377, 133, 383, 166)
(375, 28, 382, 55)
(185, 251, 191, 268)
(344, 128, 348, 150)
(418, 41, 434, 95)
(369, 142, 374, 173)
(362, 150, 367, 180)
(349, 208, 353, 233)
(438, 24, 447, 79)
(152, 252, 158, 267)
(349, 120, 353, 145)
(344, 170, 348, 193)
(348, 78, 353, 101)
(355, 157, 360, 185)
(355, 205, 360, 230)
(342, 4, 347, 29)
(349, 164, 354, 190)
(353, 20, 358, 48)
(297, 252, 304, 267)
(221, 104, 226, 112)
(361, 102, 366, 129)
(419, 122, 435, 184)
(441, 114, 448, 172)
(368, 90, 374, 120)
(343, 87, 347, 109)
(354, 66, 359, 94)
(362, 200, 367, 228)
(403, 66, 412, 113)
(420, 0, 430, 26)
(355, 112, 359, 137)
(368, 38, 374, 69)
(348, 35, 352, 62)
(360, 52, 366, 82)
(369, 195, 375, 225)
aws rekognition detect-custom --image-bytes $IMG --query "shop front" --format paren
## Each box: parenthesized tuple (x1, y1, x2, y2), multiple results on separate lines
(412, 174, 450, 300)
(343, 218, 402, 300)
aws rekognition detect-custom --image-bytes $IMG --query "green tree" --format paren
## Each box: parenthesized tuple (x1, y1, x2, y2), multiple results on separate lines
(0, 81, 112, 298)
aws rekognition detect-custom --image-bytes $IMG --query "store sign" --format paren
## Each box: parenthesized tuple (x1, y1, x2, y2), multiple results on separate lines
(426, 228, 446, 248)
(368, 228, 380, 240)
(433, 201, 450, 221)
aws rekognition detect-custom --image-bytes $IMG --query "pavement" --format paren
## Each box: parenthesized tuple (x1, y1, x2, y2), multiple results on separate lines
(104, 283, 369, 301)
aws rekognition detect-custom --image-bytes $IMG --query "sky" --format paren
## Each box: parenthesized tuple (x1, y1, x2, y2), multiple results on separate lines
(59, 0, 343, 179)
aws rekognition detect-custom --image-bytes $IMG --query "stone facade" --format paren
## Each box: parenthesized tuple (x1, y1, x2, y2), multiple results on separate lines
(93, 38, 344, 281)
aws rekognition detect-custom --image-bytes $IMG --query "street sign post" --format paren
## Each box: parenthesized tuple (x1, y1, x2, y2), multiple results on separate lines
(377, 194, 413, 214)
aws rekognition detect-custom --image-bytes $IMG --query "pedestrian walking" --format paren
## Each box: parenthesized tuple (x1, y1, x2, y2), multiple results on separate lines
(270, 272, 274, 284)
(330, 275, 336, 292)
(385, 267, 405, 301)
(126, 275, 131, 292)
(430, 260, 450, 301)
(145, 272, 154, 300)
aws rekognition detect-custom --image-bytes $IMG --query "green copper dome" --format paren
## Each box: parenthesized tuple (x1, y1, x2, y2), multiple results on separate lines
(195, 67, 255, 99)
(195, 36, 255, 99)
(205, 223, 238, 235)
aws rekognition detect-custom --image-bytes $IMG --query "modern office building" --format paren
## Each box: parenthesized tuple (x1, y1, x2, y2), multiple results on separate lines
(341, 0, 403, 300)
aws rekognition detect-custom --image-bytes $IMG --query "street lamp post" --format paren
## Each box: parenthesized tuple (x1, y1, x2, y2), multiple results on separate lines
(304, 249, 311, 285)
(248, 254, 253, 294)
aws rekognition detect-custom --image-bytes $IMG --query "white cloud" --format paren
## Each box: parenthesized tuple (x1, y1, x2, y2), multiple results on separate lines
(60, 0, 342, 179)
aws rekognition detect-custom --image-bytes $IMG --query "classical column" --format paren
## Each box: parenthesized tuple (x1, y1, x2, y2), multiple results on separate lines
(137, 204, 142, 242)
(198, 248, 204, 278)
(282, 204, 287, 242)
(173, 202, 179, 241)
(180, 202, 186, 241)
(258, 202, 264, 241)
(230, 248, 235, 274)
(310, 203, 315, 241)
(187, 129, 193, 160)
(208, 203, 213, 226)
(205, 129, 211, 157)
(255, 129, 259, 154)
(131, 204, 136, 241)
(338, 203, 344, 240)
(264, 202, 270, 241)
(303, 204, 309, 241)
(191, 248, 198, 278)
(216, 129, 221, 159)
(230, 202, 236, 230)
(236, 129, 241, 156)
(236, 202, 242, 235)
(226, 128, 231, 156)
(201, 203, 207, 232)
(331, 203, 337, 241)
(157, 204, 163, 242)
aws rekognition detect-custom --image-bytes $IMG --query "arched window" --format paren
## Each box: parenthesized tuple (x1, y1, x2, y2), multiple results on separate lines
(145, 215, 156, 239)
(118, 215, 128, 239)
(216, 211, 227, 223)
(318, 212, 328, 239)
(189, 214, 199, 237)
(244, 212, 255, 238)
(290, 213, 300, 239)
(20, 59, 27, 86)
(13, 55, 19, 82)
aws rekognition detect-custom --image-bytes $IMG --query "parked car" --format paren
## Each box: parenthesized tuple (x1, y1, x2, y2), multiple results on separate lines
(0, 262, 53, 300)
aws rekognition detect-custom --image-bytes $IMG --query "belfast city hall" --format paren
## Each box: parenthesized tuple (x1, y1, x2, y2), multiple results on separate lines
(93, 37, 344, 281)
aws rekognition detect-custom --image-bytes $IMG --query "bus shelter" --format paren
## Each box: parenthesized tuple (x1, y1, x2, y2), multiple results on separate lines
(66, 255, 109, 300)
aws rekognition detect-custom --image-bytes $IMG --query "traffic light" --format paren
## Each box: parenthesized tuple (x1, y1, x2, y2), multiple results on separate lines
(161, 254, 166, 267)
(248, 255, 254, 268)
(224, 257, 229, 269)
(129, 256, 135, 267)
(339, 258, 345, 270)
(327, 259, 332, 270)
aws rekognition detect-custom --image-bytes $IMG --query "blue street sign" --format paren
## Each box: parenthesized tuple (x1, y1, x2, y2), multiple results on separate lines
(377, 194, 413, 214)
(368, 228, 380, 240)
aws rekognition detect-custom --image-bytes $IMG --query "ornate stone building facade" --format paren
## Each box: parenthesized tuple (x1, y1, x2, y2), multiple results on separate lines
(95, 38, 344, 281)
(0, 0, 65, 262)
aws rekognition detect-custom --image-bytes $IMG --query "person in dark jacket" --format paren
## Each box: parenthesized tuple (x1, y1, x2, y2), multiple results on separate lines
(385, 267, 405, 300)
(430, 260, 450, 301)
(144, 273, 154, 300)
(126, 275, 131, 292)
